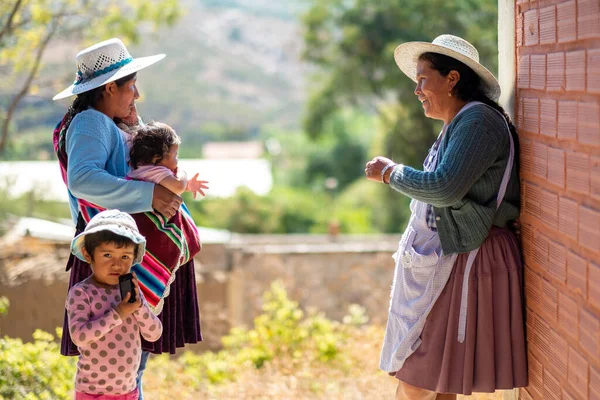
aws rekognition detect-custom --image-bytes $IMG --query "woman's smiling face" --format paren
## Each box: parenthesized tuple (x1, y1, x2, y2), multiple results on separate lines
(413, 59, 453, 122)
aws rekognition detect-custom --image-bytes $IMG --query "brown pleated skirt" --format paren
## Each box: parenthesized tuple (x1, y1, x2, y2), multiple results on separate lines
(394, 226, 528, 395)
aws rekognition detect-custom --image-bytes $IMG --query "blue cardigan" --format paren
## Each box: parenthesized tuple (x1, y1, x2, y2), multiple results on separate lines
(65, 109, 154, 223)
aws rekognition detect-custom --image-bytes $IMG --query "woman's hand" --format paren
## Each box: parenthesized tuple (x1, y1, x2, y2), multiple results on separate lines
(152, 184, 182, 219)
(365, 156, 396, 183)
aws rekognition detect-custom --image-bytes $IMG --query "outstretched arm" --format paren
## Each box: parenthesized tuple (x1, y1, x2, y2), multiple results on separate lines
(158, 169, 188, 195)
(158, 171, 209, 198)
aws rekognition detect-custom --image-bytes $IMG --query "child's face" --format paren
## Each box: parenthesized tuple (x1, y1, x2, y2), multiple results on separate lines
(81, 242, 137, 286)
(158, 144, 179, 173)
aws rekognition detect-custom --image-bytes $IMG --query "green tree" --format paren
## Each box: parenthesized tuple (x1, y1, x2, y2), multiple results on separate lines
(301, 0, 497, 231)
(0, 0, 182, 153)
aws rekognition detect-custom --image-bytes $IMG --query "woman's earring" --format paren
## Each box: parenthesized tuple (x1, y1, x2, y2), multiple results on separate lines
(448, 91, 452, 97)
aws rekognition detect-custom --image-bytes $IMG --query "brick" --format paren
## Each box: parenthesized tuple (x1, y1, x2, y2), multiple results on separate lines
(533, 231, 549, 271)
(524, 9, 539, 46)
(559, 197, 578, 241)
(547, 52, 564, 92)
(521, 139, 533, 174)
(541, 189, 558, 230)
(589, 50, 600, 94)
(533, 142, 547, 179)
(539, 5, 557, 44)
(543, 368, 562, 400)
(591, 262, 600, 309)
(518, 55, 530, 89)
(580, 307, 600, 359)
(530, 55, 546, 91)
(548, 240, 566, 281)
(522, 223, 534, 260)
(558, 100, 577, 140)
(519, 388, 535, 400)
(518, 98, 524, 132)
(559, 292, 578, 340)
(534, 314, 552, 359)
(525, 183, 542, 220)
(567, 346, 589, 398)
(542, 279, 558, 323)
(566, 50, 586, 92)
(523, 98, 539, 134)
(591, 366, 600, 400)
(540, 99, 557, 138)
(578, 0, 600, 39)
(526, 306, 536, 343)
(529, 351, 544, 396)
(561, 389, 577, 400)
(557, 0, 577, 42)
(567, 152, 590, 194)
(547, 147, 565, 188)
(567, 251, 587, 298)
(579, 206, 600, 252)
(519, 388, 541, 400)
(592, 156, 600, 200)
(525, 268, 543, 314)
(517, 13, 524, 47)
(578, 101, 600, 146)
(548, 330, 569, 378)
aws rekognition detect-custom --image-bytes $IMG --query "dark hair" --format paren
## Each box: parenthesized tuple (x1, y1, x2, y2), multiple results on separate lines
(83, 230, 138, 261)
(419, 52, 520, 173)
(63, 72, 137, 131)
(129, 121, 181, 169)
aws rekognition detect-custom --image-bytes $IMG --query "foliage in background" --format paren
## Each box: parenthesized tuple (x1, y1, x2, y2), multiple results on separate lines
(0, 328, 75, 400)
(0, 181, 71, 235)
(0, 0, 182, 154)
(0, 282, 372, 399)
(301, 0, 498, 231)
(186, 184, 378, 234)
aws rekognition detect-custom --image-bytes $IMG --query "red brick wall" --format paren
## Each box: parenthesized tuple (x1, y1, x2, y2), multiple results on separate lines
(515, 0, 600, 399)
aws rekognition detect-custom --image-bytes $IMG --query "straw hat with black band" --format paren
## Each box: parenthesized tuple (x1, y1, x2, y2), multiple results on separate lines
(393, 34, 501, 102)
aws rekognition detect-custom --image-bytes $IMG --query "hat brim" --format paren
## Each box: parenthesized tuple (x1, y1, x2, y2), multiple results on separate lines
(53, 54, 166, 101)
(393, 42, 501, 102)
(70, 224, 147, 266)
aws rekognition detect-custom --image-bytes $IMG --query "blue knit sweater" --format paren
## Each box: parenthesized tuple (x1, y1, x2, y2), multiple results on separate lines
(65, 109, 154, 223)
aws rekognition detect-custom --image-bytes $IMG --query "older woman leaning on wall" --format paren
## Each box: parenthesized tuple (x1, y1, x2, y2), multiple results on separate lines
(365, 35, 527, 400)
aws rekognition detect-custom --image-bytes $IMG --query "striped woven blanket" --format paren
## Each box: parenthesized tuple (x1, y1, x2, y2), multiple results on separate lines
(53, 116, 201, 314)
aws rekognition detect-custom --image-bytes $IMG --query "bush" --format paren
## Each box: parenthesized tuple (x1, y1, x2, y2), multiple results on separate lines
(0, 284, 371, 397)
(152, 281, 370, 389)
(0, 329, 76, 400)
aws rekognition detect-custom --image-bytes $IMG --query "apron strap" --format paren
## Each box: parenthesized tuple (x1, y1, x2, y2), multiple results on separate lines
(457, 102, 515, 343)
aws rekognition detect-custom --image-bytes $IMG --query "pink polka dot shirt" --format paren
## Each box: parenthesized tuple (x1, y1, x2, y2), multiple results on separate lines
(66, 278, 162, 395)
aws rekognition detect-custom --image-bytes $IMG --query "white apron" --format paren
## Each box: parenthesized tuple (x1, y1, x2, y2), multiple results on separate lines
(379, 102, 515, 373)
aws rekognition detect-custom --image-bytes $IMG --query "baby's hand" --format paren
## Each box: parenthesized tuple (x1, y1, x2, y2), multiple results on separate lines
(116, 274, 142, 318)
(186, 173, 209, 199)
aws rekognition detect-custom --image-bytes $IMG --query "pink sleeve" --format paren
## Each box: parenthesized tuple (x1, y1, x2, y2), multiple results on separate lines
(128, 165, 174, 184)
(66, 286, 122, 347)
(133, 299, 163, 342)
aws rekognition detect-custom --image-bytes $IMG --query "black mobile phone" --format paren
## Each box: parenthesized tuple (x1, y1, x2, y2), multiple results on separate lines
(119, 273, 136, 303)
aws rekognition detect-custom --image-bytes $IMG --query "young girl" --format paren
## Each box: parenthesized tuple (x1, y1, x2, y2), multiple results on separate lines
(127, 121, 209, 198)
(66, 210, 162, 399)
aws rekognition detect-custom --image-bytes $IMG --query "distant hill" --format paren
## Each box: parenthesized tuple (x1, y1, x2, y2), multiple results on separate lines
(2, 0, 311, 159)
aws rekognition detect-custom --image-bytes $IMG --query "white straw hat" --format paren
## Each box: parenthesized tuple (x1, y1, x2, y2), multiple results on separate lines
(53, 38, 165, 101)
(71, 209, 146, 265)
(394, 34, 501, 101)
